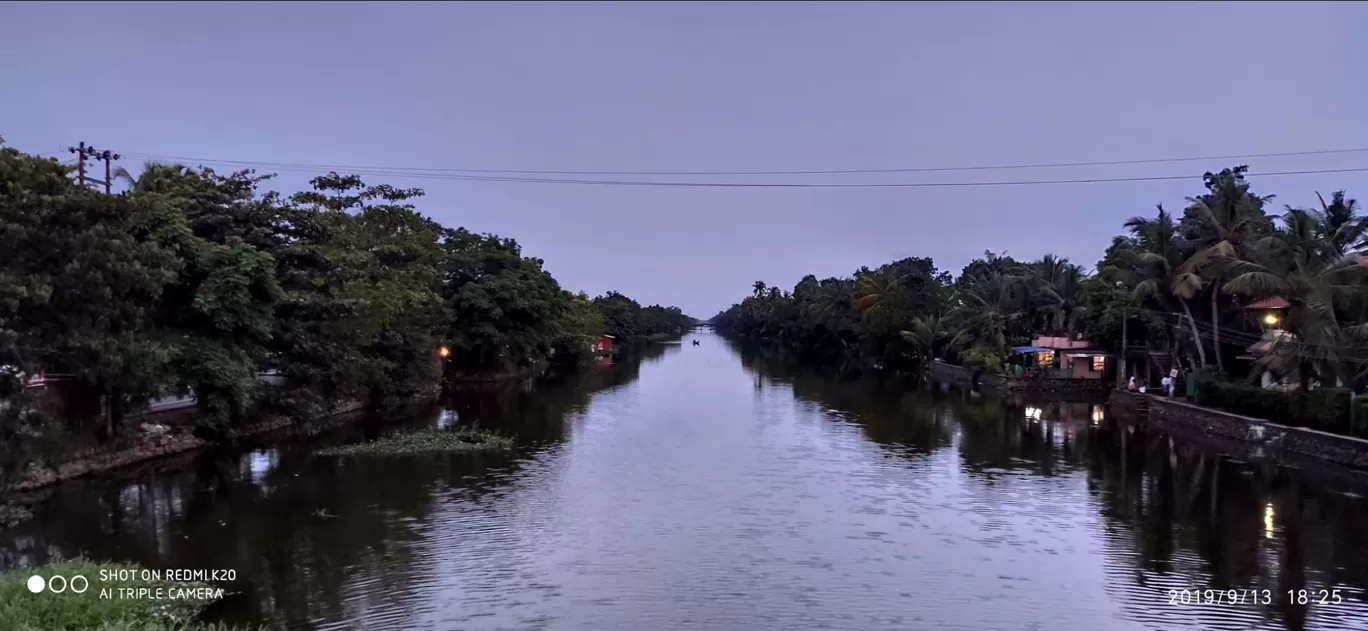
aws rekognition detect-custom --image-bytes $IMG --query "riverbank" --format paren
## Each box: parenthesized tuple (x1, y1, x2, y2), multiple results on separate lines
(1109, 389, 1368, 470)
(12, 400, 370, 492)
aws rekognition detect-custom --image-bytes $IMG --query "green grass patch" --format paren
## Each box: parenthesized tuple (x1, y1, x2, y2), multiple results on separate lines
(316, 426, 513, 457)
(0, 559, 255, 631)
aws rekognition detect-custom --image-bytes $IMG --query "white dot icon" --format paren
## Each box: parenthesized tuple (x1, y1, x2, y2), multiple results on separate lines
(26, 575, 45, 594)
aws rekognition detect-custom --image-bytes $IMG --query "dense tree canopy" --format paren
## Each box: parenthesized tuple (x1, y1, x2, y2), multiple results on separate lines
(0, 140, 688, 487)
(716, 165, 1368, 393)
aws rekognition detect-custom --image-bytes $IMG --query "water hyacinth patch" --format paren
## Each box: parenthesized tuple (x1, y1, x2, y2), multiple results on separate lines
(316, 427, 513, 457)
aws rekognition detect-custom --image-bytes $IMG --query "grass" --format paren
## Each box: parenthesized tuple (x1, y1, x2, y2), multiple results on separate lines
(0, 559, 258, 631)
(316, 426, 513, 457)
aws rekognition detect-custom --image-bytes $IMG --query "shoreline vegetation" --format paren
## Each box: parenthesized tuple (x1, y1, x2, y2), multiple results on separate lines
(316, 426, 513, 457)
(0, 559, 255, 631)
(714, 166, 1368, 439)
(0, 139, 692, 509)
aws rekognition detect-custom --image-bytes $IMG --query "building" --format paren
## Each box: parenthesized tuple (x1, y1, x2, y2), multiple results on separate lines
(1009, 336, 1108, 379)
(592, 335, 614, 355)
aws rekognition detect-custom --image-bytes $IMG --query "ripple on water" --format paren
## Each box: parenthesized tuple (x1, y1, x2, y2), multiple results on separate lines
(8, 338, 1368, 631)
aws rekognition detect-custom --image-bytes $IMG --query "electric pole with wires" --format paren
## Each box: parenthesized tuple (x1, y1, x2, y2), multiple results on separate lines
(67, 142, 122, 193)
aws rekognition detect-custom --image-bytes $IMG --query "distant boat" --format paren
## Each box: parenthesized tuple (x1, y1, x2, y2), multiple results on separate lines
(692, 340, 700, 346)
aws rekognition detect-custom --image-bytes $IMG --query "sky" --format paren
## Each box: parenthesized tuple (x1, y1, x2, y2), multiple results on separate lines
(3, 2, 1367, 317)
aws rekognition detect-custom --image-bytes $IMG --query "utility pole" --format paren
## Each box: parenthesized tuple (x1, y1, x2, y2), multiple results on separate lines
(1117, 281, 1128, 387)
(66, 142, 121, 193)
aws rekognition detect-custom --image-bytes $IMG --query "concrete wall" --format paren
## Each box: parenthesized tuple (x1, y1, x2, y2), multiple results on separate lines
(1108, 390, 1368, 470)
(1067, 356, 1105, 380)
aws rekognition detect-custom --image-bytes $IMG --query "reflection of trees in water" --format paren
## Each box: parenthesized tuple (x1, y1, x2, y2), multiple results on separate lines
(735, 344, 952, 455)
(1085, 422, 1368, 631)
(443, 347, 661, 446)
(738, 345, 1368, 630)
(1, 351, 658, 629)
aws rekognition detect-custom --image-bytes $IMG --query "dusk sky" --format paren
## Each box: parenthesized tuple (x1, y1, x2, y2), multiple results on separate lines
(3, 2, 1367, 317)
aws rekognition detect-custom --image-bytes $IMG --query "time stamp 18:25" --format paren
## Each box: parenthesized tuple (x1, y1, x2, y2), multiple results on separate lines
(1167, 589, 1344, 606)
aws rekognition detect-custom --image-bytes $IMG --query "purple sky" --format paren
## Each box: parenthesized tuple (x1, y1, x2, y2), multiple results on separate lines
(3, 2, 1366, 316)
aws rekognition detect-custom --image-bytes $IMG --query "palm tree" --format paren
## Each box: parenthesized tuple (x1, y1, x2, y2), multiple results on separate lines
(1114, 204, 1208, 367)
(1306, 190, 1366, 256)
(900, 313, 952, 361)
(112, 161, 191, 194)
(752, 281, 767, 298)
(1029, 254, 1088, 337)
(1179, 166, 1275, 373)
(854, 269, 906, 322)
(948, 267, 1023, 356)
(1222, 208, 1368, 389)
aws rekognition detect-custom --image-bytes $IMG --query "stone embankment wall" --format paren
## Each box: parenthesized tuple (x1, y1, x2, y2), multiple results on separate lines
(1108, 390, 1368, 470)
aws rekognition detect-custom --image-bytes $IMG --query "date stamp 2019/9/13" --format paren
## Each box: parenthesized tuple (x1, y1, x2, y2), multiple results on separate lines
(1166, 589, 1344, 606)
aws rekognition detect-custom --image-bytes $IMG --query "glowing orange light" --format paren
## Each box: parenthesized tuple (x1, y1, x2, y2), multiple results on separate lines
(438, 346, 450, 358)
(1263, 313, 1278, 326)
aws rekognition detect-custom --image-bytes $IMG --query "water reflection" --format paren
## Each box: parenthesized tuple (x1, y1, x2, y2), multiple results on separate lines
(1, 335, 1366, 631)
(0, 349, 656, 630)
(737, 344, 1368, 631)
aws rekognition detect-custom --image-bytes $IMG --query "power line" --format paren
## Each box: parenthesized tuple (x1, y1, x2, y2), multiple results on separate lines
(120, 146, 1368, 177)
(110, 156, 1368, 189)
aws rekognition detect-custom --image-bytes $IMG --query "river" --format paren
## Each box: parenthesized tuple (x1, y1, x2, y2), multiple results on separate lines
(4, 330, 1368, 631)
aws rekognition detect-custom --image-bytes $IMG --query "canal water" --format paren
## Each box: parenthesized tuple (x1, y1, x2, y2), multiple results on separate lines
(4, 330, 1368, 631)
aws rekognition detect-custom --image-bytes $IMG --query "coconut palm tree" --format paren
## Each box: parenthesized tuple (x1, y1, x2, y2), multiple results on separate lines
(855, 268, 906, 322)
(948, 267, 1023, 355)
(1222, 208, 1368, 389)
(1306, 190, 1366, 256)
(1179, 166, 1275, 373)
(1113, 204, 1208, 367)
(900, 313, 952, 361)
(1029, 254, 1088, 337)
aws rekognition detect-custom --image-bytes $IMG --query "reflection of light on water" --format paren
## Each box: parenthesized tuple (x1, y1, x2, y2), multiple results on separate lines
(1091, 404, 1105, 425)
(438, 409, 459, 429)
(249, 450, 272, 479)
(1264, 503, 1275, 539)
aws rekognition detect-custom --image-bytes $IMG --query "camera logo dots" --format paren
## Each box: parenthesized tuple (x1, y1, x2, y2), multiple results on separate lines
(26, 574, 88, 594)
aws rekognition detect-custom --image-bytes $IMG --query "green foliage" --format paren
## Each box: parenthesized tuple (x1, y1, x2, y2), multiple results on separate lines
(0, 141, 685, 482)
(439, 228, 569, 374)
(1193, 373, 1356, 433)
(316, 426, 513, 456)
(960, 346, 1004, 375)
(714, 252, 1084, 375)
(591, 292, 693, 343)
(0, 560, 234, 631)
(551, 291, 607, 364)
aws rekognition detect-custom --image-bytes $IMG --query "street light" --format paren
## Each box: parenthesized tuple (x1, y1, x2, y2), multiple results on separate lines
(438, 346, 450, 358)
(1263, 313, 1279, 326)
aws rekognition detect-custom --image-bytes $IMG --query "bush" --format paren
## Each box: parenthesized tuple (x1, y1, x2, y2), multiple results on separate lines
(1193, 373, 1359, 435)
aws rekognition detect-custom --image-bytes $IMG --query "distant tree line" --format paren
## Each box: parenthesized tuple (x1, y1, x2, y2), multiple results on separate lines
(0, 140, 690, 488)
(714, 166, 1368, 398)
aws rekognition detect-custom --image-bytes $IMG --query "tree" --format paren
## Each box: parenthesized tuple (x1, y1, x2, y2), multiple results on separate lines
(1180, 166, 1275, 373)
(551, 291, 607, 364)
(1110, 204, 1207, 367)
(119, 164, 286, 437)
(1222, 208, 1368, 389)
(441, 228, 567, 376)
